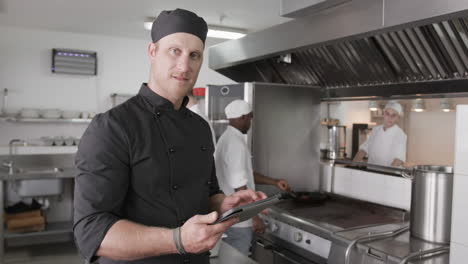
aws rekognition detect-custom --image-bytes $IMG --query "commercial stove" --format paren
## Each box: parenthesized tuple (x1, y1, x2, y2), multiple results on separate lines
(251, 194, 449, 264)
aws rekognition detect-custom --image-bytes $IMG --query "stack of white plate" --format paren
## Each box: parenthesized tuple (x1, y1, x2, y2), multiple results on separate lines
(61, 110, 81, 119)
(20, 108, 40, 118)
(41, 109, 61, 119)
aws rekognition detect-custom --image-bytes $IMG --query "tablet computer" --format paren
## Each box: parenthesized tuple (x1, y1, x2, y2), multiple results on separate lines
(211, 193, 286, 225)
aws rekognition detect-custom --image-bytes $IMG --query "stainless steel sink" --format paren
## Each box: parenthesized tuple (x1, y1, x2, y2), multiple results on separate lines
(14, 167, 63, 175)
(0, 154, 74, 197)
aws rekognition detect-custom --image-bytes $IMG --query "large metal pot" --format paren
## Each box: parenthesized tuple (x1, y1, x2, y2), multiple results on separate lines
(403, 165, 453, 244)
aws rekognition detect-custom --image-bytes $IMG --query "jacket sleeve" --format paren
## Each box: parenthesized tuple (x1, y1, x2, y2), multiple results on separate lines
(73, 113, 130, 263)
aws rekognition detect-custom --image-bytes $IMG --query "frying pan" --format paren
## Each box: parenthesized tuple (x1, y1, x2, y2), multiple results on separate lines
(285, 190, 329, 205)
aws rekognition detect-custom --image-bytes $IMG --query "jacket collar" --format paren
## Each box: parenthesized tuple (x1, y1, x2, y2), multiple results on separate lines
(138, 83, 189, 110)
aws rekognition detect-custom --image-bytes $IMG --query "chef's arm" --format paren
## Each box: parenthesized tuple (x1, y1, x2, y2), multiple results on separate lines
(391, 158, 404, 167)
(99, 211, 237, 259)
(254, 172, 290, 191)
(97, 220, 177, 260)
(353, 150, 367, 162)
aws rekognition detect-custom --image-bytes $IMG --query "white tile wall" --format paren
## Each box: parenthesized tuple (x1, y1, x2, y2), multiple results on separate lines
(451, 174, 468, 245)
(450, 242, 468, 264)
(451, 105, 468, 262)
(383, 175, 412, 210)
(454, 105, 468, 176)
(331, 166, 411, 210)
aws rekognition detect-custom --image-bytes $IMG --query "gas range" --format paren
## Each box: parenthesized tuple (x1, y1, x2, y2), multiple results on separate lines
(252, 193, 416, 264)
(253, 194, 449, 264)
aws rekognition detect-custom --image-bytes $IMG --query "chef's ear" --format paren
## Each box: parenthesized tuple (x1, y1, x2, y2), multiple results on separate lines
(148, 42, 158, 58)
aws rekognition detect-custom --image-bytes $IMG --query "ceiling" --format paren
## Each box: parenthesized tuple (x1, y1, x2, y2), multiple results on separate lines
(0, 0, 291, 40)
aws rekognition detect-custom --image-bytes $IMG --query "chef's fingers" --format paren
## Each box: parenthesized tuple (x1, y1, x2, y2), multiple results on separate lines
(191, 211, 218, 224)
(255, 191, 268, 200)
(234, 189, 260, 202)
(210, 217, 238, 235)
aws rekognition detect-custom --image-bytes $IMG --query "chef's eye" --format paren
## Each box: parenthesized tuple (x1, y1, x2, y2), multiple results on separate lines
(170, 48, 181, 55)
(190, 52, 201, 60)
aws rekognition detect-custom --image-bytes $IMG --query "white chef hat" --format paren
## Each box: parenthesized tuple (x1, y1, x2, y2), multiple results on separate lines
(384, 101, 403, 116)
(225, 100, 252, 119)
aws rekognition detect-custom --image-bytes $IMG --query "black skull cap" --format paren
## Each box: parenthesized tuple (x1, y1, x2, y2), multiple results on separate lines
(151, 8, 208, 45)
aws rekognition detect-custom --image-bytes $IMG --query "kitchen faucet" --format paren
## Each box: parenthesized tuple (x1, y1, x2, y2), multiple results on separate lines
(2, 139, 24, 175)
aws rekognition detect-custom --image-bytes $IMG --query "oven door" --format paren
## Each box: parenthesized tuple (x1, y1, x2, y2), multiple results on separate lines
(273, 248, 320, 264)
(252, 235, 321, 264)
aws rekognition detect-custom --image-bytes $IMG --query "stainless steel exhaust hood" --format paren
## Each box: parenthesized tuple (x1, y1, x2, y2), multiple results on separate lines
(208, 0, 468, 100)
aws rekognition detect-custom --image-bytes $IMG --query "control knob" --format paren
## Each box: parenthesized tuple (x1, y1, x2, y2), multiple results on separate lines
(269, 223, 279, 233)
(293, 232, 303, 242)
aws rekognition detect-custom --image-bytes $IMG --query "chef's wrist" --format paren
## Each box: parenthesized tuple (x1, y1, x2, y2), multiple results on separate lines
(173, 227, 187, 255)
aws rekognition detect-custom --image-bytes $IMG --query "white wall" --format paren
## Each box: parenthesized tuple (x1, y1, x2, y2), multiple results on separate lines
(320, 101, 371, 158)
(0, 25, 233, 146)
(450, 105, 468, 264)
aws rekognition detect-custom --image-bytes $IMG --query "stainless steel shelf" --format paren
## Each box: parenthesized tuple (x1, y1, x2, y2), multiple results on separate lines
(4, 221, 72, 239)
(4, 221, 73, 248)
(0, 116, 91, 124)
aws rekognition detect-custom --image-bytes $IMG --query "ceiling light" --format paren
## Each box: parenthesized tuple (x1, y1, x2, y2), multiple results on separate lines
(143, 21, 153, 31)
(440, 98, 452, 112)
(411, 99, 425, 112)
(207, 27, 246, 40)
(368, 101, 379, 111)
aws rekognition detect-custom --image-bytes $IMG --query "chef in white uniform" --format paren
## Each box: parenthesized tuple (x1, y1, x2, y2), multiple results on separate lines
(353, 101, 407, 167)
(215, 99, 290, 255)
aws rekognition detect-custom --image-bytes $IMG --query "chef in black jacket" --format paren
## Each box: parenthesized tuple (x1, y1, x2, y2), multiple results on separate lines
(73, 8, 266, 264)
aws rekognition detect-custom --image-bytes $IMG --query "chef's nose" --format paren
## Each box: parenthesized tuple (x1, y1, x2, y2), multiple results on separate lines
(176, 55, 190, 72)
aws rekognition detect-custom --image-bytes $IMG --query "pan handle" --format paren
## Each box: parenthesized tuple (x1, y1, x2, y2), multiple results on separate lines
(400, 171, 413, 180)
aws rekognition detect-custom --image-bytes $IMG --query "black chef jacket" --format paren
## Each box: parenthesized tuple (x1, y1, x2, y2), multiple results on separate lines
(73, 83, 221, 264)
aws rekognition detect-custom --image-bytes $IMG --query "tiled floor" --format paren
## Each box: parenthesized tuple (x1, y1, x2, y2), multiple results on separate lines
(4, 242, 83, 264)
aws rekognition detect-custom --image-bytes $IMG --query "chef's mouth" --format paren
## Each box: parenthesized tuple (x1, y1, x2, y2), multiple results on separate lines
(172, 75, 189, 82)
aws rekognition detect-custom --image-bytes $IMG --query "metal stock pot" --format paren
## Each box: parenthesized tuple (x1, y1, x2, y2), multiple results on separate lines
(402, 165, 453, 244)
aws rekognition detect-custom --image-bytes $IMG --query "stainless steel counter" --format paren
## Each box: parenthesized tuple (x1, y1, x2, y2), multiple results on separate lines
(0, 168, 76, 180)
(332, 222, 450, 264)
(210, 241, 258, 264)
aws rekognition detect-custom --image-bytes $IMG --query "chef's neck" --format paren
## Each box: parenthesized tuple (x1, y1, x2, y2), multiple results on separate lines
(146, 81, 185, 110)
(383, 123, 395, 131)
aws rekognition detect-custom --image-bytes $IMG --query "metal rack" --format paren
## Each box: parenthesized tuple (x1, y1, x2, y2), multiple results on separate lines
(0, 116, 92, 124)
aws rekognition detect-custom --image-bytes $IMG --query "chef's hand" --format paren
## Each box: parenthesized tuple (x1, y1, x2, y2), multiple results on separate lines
(252, 215, 266, 234)
(180, 211, 237, 254)
(219, 189, 267, 214)
(275, 179, 290, 191)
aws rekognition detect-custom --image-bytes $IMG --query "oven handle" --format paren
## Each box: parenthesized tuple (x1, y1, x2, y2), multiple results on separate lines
(366, 248, 385, 261)
(273, 250, 303, 264)
(256, 240, 274, 250)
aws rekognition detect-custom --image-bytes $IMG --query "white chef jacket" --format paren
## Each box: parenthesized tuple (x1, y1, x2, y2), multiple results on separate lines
(359, 124, 407, 166)
(215, 125, 254, 228)
(188, 103, 216, 146)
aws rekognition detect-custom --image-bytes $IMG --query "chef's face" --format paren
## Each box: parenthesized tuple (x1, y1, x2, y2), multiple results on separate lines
(240, 112, 254, 134)
(383, 108, 399, 129)
(148, 33, 204, 103)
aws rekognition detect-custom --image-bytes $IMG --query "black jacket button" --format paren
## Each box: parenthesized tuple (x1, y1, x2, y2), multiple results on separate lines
(183, 258, 190, 263)
(169, 148, 175, 153)
(172, 185, 178, 190)
(156, 112, 161, 117)
(207, 180, 212, 185)
(201, 146, 207, 151)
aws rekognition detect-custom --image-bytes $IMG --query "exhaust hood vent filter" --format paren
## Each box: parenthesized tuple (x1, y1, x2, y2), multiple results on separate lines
(52, 49, 97, 76)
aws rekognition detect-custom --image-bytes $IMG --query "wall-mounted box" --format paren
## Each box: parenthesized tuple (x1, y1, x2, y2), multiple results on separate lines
(51, 49, 97, 75)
